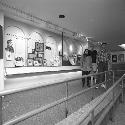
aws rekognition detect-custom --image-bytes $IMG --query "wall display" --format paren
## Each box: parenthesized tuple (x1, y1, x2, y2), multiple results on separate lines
(5, 26, 26, 67)
(62, 40, 71, 66)
(28, 53, 36, 59)
(33, 60, 39, 66)
(28, 32, 44, 53)
(35, 42, 44, 52)
(69, 53, 77, 66)
(44, 36, 60, 66)
(27, 59, 33, 66)
(63, 39, 83, 66)
(112, 55, 117, 62)
(37, 52, 44, 58)
(118, 54, 124, 63)
(35, 57, 43, 66)
(77, 55, 81, 65)
(28, 32, 44, 66)
(5, 39, 14, 61)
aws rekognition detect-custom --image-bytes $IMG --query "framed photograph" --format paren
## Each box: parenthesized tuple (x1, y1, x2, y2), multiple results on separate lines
(35, 42, 44, 52)
(33, 60, 39, 66)
(112, 55, 117, 63)
(28, 53, 36, 59)
(35, 57, 43, 66)
(37, 52, 44, 58)
(118, 54, 124, 63)
(27, 59, 33, 66)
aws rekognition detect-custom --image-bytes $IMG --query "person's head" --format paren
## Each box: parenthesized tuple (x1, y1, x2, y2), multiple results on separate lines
(90, 45, 94, 51)
(84, 49, 89, 55)
(101, 42, 107, 48)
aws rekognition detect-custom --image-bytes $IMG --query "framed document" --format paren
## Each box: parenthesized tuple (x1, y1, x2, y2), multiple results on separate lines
(35, 42, 44, 52)
(112, 55, 117, 62)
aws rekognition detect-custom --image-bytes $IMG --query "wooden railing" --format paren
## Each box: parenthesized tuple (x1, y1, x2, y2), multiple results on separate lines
(56, 71, 125, 125)
(0, 70, 117, 125)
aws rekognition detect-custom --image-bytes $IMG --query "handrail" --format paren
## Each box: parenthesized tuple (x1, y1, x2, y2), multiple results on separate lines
(2, 70, 113, 125)
(56, 73, 125, 125)
(1, 70, 124, 125)
(1, 70, 112, 96)
(3, 82, 105, 125)
(76, 74, 125, 125)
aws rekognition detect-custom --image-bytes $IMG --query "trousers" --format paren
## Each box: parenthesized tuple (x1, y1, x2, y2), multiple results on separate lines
(82, 71, 91, 87)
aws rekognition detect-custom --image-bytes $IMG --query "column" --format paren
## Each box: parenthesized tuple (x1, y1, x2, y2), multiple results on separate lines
(0, 11, 4, 91)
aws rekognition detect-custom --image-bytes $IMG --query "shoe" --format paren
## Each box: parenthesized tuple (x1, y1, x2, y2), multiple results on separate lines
(95, 86, 99, 89)
(87, 84, 91, 87)
(101, 84, 106, 89)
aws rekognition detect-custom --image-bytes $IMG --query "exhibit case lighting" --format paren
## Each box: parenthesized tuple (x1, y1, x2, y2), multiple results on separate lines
(69, 45, 73, 52)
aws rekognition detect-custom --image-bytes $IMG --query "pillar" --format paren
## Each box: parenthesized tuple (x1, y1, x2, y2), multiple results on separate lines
(0, 11, 4, 91)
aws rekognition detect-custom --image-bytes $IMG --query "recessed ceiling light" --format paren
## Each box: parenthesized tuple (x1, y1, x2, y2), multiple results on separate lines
(118, 44, 125, 49)
(59, 15, 65, 18)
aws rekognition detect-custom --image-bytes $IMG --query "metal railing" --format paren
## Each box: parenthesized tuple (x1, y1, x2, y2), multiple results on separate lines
(0, 70, 116, 125)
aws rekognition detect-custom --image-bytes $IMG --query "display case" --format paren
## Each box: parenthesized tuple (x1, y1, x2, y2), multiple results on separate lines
(111, 51, 125, 64)
(3, 17, 88, 75)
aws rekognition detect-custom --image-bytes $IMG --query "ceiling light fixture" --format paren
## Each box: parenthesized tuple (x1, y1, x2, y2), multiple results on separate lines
(59, 15, 65, 18)
(118, 44, 125, 49)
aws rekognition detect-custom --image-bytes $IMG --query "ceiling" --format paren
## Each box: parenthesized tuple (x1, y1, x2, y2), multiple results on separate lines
(4, 0, 125, 51)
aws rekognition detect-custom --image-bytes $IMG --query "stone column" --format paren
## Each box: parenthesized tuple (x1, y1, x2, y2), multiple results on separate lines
(0, 11, 4, 91)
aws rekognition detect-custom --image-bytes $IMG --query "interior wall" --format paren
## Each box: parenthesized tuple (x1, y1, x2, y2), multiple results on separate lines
(0, 11, 4, 91)
(4, 17, 87, 67)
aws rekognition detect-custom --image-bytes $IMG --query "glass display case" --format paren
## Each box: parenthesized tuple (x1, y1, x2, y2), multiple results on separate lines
(4, 17, 88, 75)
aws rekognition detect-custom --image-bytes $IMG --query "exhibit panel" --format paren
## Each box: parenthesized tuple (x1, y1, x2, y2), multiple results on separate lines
(5, 26, 26, 67)
(62, 37, 88, 66)
(44, 36, 60, 66)
(27, 32, 44, 67)
(4, 16, 87, 70)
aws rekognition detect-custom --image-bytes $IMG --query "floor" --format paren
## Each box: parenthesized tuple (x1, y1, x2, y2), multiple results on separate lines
(107, 95, 125, 125)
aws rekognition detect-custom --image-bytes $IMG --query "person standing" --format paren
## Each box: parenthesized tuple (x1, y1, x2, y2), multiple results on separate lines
(80, 49, 92, 87)
(90, 46, 98, 86)
(97, 42, 110, 88)
(90, 46, 98, 73)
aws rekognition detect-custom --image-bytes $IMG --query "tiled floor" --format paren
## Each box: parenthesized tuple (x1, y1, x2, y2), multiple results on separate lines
(107, 96, 125, 125)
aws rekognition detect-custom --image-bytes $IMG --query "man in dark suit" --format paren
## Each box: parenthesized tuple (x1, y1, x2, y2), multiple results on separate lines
(0, 25, 3, 59)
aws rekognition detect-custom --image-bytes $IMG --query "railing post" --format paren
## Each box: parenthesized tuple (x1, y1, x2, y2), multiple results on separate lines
(65, 81, 69, 118)
(0, 96, 2, 125)
(110, 71, 115, 122)
(91, 110, 94, 125)
(105, 71, 107, 88)
(112, 71, 115, 85)
(121, 79, 124, 103)
(91, 75, 94, 87)
(105, 71, 107, 82)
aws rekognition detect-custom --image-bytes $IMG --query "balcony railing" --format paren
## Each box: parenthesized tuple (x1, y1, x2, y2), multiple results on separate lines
(0, 70, 124, 125)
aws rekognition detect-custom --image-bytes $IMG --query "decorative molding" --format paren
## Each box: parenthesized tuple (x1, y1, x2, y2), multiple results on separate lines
(5, 66, 81, 75)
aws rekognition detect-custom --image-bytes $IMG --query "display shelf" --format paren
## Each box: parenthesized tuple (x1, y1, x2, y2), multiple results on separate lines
(5, 66, 81, 76)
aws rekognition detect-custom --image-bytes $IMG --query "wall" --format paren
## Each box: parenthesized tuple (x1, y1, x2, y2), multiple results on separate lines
(4, 17, 87, 67)
(0, 11, 4, 91)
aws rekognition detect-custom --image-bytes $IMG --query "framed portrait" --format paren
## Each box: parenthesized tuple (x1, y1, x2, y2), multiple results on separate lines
(118, 54, 124, 63)
(112, 55, 117, 63)
(35, 57, 43, 66)
(33, 60, 39, 66)
(27, 59, 33, 66)
(37, 52, 44, 58)
(28, 53, 36, 59)
(35, 42, 44, 52)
